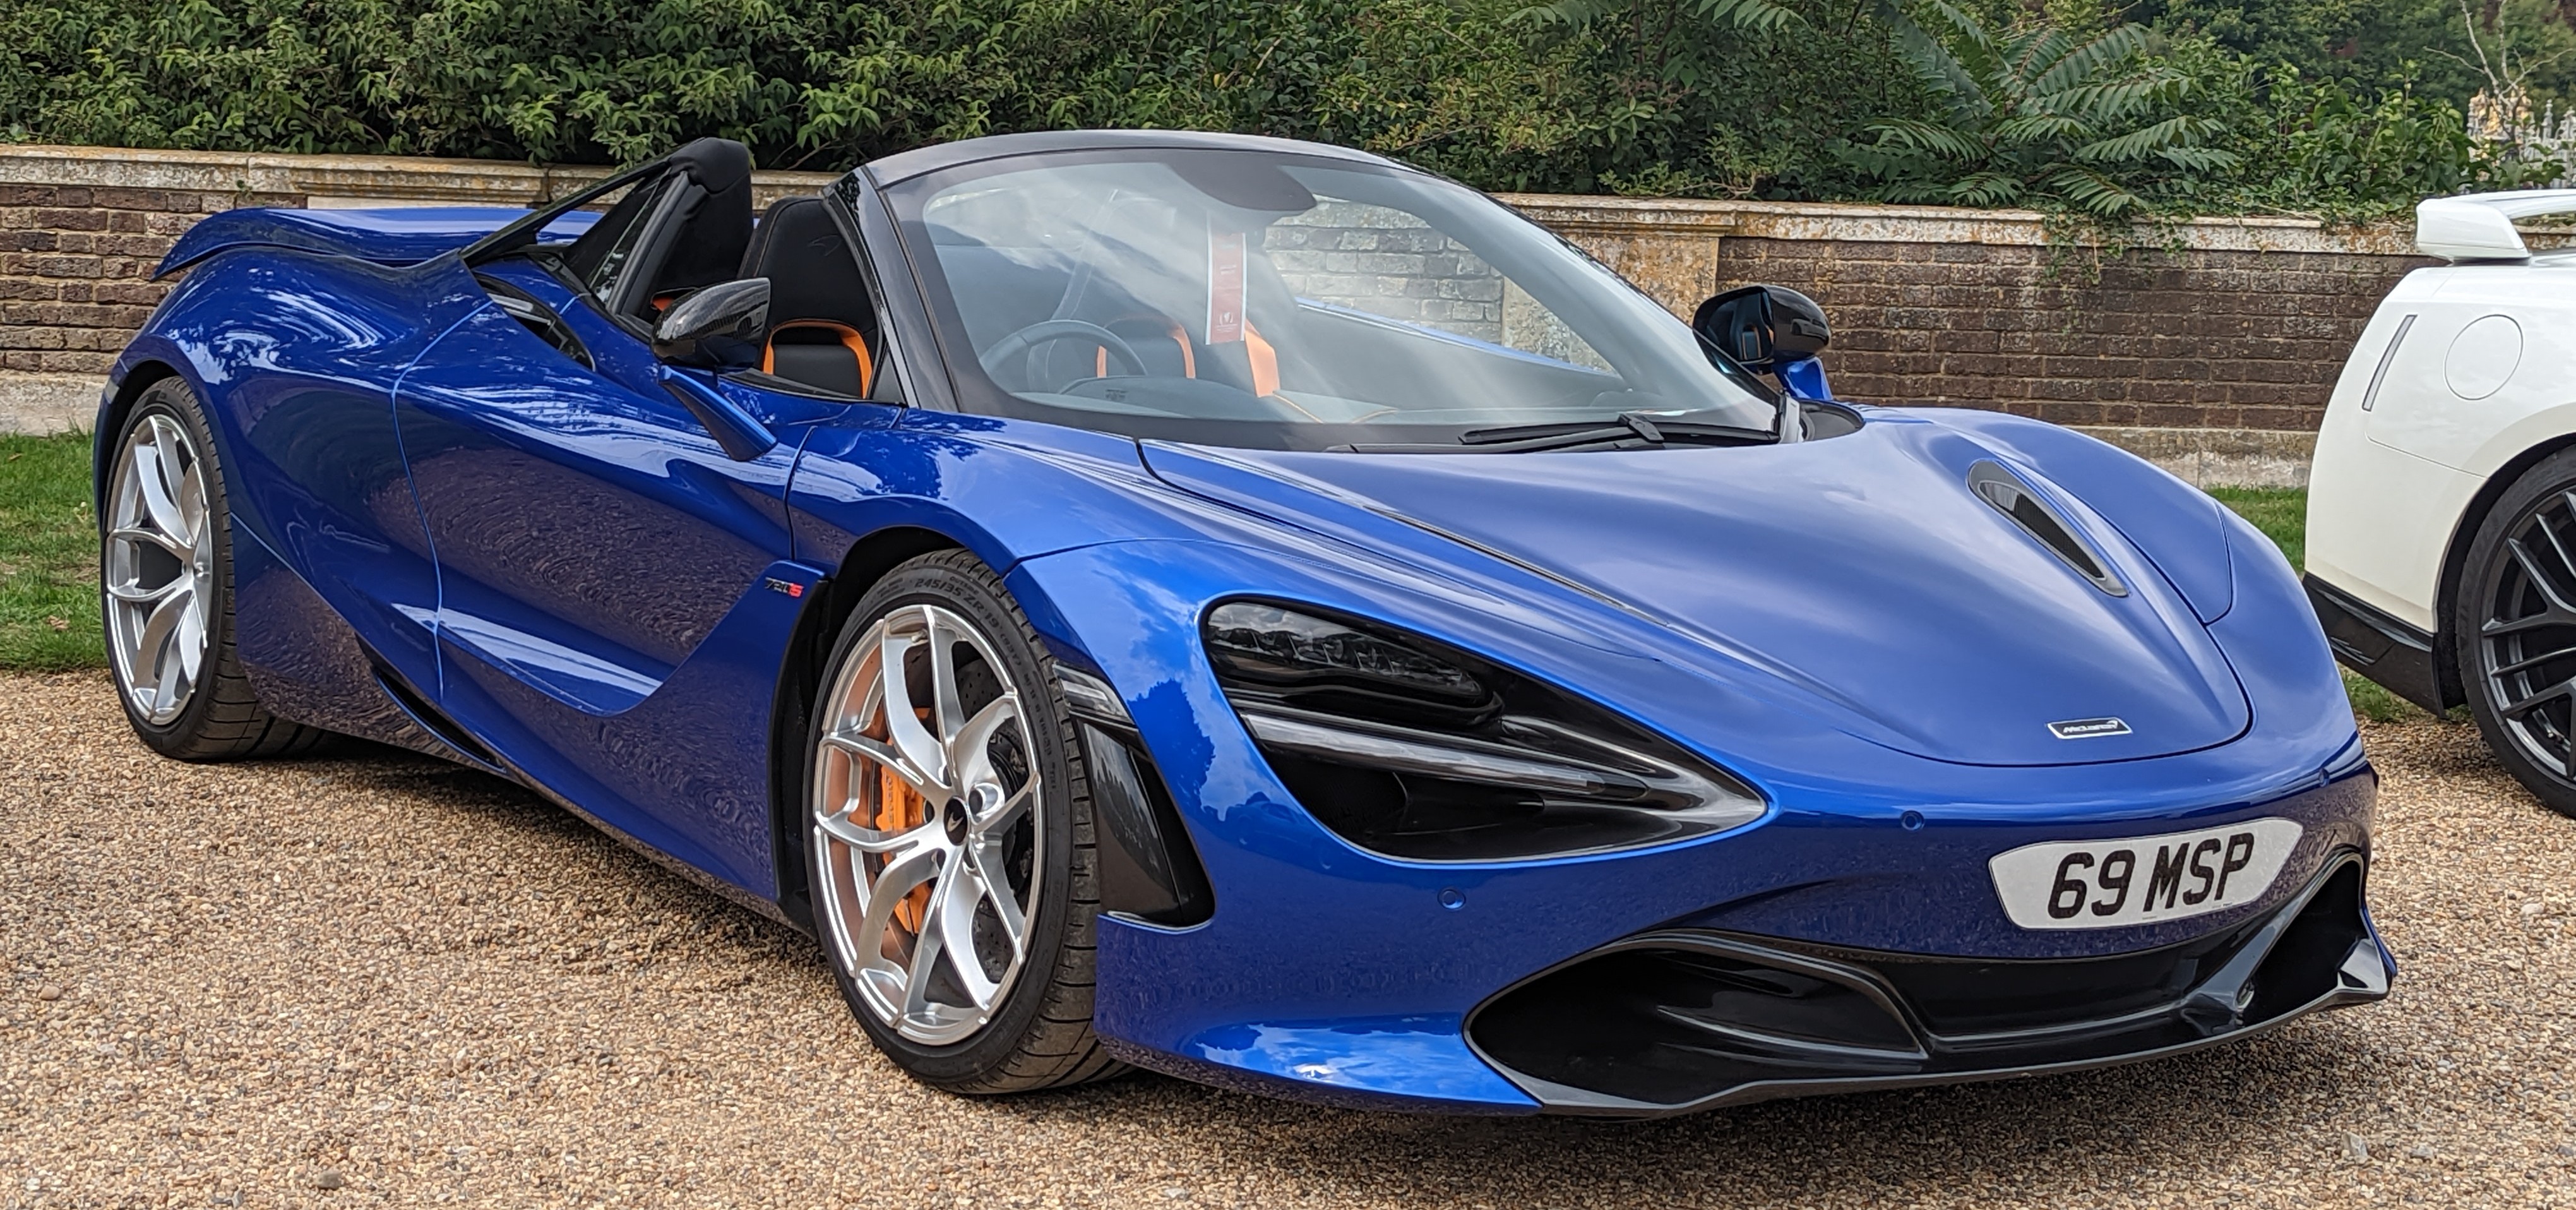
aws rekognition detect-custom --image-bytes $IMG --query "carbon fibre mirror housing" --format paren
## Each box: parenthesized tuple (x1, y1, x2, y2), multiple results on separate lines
(1693, 284, 1830, 373)
(653, 276, 770, 369)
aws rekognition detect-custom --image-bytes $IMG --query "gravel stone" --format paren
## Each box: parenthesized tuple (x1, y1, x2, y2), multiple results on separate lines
(3, 671, 2572, 1207)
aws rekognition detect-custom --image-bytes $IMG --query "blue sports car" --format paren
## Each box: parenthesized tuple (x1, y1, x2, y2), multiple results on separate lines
(97, 131, 2390, 1115)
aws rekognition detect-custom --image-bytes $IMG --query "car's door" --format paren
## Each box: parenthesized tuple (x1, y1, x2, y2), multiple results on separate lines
(393, 143, 893, 896)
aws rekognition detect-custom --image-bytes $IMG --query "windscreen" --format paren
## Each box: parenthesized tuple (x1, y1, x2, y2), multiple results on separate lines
(885, 150, 1779, 450)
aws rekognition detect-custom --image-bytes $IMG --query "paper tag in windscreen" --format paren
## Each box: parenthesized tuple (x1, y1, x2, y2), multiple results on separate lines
(1208, 231, 1245, 344)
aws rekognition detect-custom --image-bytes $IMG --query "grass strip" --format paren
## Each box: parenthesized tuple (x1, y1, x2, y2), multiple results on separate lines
(0, 432, 100, 671)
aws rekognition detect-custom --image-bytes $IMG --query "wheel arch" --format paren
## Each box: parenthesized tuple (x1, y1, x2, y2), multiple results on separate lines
(766, 524, 969, 932)
(93, 359, 187, 513)
(2433, 433, 2576, 710)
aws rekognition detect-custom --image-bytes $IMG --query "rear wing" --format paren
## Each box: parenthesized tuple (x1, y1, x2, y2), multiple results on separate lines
(2417, 189, 2576, 261)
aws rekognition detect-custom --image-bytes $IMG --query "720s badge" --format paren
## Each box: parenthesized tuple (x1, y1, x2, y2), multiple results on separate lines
(1988, 818, 2304, 929)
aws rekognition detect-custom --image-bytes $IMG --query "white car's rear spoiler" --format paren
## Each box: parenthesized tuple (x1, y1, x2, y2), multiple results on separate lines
(2418, 189, 2576, 261)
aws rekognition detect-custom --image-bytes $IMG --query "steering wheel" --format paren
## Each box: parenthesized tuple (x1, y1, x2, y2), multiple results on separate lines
(978, 320, 1147, 393)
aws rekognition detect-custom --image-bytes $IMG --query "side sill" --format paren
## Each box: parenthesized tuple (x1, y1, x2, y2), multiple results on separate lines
(2304, 574, 2452, 712)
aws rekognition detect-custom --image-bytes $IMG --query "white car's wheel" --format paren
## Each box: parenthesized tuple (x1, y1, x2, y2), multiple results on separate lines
(2457, 447, 2576, 820)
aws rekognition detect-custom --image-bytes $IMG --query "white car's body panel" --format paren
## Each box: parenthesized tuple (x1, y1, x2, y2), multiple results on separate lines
(2310, 199, 2576, 650)
(2315, 192, 2576, 810)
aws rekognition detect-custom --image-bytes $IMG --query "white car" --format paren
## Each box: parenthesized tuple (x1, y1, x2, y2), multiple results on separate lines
(2309, 188, 2576, 817)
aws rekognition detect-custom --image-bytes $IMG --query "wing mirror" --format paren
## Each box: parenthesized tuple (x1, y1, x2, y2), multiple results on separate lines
(1693, 284, 1829, 371)
(653, 277, 770, 369)
(1693, 284, 1834, 400)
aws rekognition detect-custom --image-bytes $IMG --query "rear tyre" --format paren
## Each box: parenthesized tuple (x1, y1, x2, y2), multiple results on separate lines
(100, 378, 328, 761)
(2456, 447, 2576, 819)
(804, 550, 1126, 1092)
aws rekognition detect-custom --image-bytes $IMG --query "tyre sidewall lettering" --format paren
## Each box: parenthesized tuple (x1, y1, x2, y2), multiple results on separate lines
(801, 552, 1105, 1089)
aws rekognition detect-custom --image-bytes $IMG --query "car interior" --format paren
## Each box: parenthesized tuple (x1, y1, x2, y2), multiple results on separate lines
(737, 196, 880, 398)
(926, 215, 1629, 425)
(546, 139, 886, 401)
(927, 222, 1289, 410)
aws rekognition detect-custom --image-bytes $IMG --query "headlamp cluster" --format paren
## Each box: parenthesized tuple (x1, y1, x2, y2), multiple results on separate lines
(1204, 601, 1764, 861)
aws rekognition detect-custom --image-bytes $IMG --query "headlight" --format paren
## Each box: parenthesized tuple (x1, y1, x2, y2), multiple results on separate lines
(1205, 601, 1765, 861)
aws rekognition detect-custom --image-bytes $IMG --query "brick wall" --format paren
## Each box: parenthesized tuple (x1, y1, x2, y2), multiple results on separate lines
(1708, 237, 2425, 433)
(1, 183, 299, 378)
(0, 145, 2432, 484)
(0, 148, 835, 403)
(1266, 200, 1609, 371)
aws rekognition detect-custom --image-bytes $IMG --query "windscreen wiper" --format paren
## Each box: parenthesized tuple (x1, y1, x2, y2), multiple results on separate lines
(1335, 412, 1777, 454)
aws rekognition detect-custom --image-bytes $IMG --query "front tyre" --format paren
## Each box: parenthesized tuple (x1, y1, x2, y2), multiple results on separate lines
(805, 550, 1124, 1092)
(2458, 446, 2576, 819)
(101, 378, 326, 760)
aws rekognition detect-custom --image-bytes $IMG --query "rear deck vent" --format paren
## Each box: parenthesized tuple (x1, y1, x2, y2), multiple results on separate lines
(1968, 461, 2126, 597)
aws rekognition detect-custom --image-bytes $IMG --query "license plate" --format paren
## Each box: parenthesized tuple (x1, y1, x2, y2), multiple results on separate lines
(1989, 818, 2303, 930)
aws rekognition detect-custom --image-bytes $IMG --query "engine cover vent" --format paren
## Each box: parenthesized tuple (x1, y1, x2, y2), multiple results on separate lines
(1969, 460, 2127, 597)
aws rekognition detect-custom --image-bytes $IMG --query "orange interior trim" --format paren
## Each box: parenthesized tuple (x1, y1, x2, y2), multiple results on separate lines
(764, 320, 874, 395)
(1244, 322, 1280, 398)
(1095, 317, 1198, 380)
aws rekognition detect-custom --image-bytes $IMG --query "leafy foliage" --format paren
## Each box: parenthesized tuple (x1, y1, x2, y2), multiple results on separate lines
(1518, 0, 1802, 36)
(0, 0, 2549, 219)
(0, 1, 1621, 184)
(2173, 54, 2548, 219)
(1846, 3, 2236, 213)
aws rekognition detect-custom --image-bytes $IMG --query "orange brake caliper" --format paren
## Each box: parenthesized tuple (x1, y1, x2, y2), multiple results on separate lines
(874, 734, 933, 937)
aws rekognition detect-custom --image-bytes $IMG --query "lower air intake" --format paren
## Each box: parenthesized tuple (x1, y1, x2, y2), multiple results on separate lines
(1466, 858, 2387, 1115)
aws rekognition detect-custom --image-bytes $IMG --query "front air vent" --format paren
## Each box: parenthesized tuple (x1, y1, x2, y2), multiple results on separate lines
(1967, 461, 2126, 597)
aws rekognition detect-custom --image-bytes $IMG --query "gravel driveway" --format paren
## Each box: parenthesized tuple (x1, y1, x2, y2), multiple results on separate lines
(3, 672, 2571, 1209)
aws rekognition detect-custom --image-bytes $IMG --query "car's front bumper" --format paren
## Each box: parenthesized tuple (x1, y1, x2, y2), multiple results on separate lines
(1016, 539, 2388, 1117)
(1464, 853, 2392, 1116)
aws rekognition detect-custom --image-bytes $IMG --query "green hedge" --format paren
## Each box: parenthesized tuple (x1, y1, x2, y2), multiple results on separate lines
(0, 0, 2539, 217)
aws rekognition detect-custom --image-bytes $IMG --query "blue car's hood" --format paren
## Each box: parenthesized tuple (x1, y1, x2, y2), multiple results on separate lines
(1141, 416, 2251, 767)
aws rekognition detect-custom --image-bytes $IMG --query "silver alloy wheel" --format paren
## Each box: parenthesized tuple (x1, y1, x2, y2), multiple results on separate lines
(105, 413, 214, 726)
(812, 602, 1042, 1046)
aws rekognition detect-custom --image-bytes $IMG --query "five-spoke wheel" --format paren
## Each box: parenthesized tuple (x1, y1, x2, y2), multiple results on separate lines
(105, 410, 212, 724)
(806, 551, 1123, 1091)
(814, 601, 1041, 1045)
(99, 379, 323, 760)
